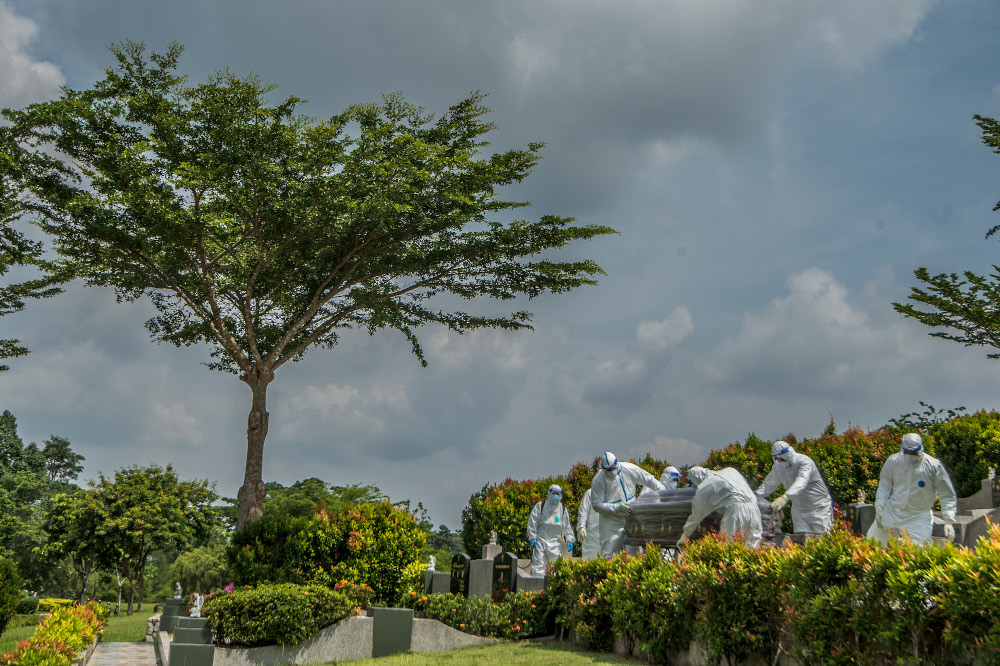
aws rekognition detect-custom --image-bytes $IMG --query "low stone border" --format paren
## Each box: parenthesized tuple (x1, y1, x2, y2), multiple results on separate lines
(155, 614, 502, 665)
(77, 637, 98, 666)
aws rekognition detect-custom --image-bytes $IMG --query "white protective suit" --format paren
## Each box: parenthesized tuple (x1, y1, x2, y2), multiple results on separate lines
(577, 489, 601, 560)
(756, 441, 834, 533)
(526, 490, 575, 575)
(681, 467, 762, 547)
(590, 452, 666, 557)
(661, 466, 682, 489)
(867, 434, 957, 546)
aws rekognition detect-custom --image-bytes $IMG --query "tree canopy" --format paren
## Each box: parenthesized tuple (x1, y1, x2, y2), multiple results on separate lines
(893, 114, 1000, 356)
(0, 40, 615, 528)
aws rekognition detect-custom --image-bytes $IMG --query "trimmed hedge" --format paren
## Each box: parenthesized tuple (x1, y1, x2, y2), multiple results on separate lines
(930, 409, 1000, 496)
(548, 525, 1000, 665)
(203, 583, 356, 647)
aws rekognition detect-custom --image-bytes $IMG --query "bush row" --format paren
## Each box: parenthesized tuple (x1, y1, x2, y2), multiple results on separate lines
(0, 601, 106, 666)
(400, 590, 554, 640)
(227, 501, 425, 604)
(203, 583, 357, 647)
(548, 526, 1000, 666)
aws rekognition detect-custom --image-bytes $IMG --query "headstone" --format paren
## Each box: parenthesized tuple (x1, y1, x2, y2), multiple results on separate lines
(370, 607, 413, 658)
(160, 598, 184, 634)
(482, 542, 502, 560)
(468, 558, 494, 598)
(170, 615, 215, 666)
(450, 553, 471, 597)
(492, 552, 518, 598)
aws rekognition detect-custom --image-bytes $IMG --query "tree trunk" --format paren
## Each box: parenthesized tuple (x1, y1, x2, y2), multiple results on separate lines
(78, 559, 94, 604)
(115, 568, 123, 616)
(137, 558, 146, 611)
(236, 367, 273, 530)
(127, 577, 137, 615)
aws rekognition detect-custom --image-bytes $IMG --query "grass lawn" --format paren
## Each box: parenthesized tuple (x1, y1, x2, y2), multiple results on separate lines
(0, 610, 151, 654)
(340, 641, 643, 665)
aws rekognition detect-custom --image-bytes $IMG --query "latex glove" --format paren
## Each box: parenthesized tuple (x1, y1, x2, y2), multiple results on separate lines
(617, 503, 632, 516)
(943, 523, 955, 541)
(567, 542, 574, 552)
(578, 527, 587, 542)
(771, 495, 788, 513)
(875, 506, 885, 530)
(530, 539, 537, 549)
(676, 534, 688, 548)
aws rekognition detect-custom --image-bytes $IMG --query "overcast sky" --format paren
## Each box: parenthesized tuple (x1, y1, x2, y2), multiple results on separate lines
(2, 0, 999, 529)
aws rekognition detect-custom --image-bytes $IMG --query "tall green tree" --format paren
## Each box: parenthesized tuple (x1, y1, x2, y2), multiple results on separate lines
(894, 115, 1000, 354)
(0, 41, 615, 529)
(42, 490, 102, 602)
(87, 464, 218, 614)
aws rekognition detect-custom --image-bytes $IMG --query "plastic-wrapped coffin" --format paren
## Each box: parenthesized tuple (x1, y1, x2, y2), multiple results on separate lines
(622, 488, 777, 548)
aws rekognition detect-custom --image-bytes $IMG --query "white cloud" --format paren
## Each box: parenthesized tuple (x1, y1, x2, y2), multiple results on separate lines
(424, 328, 528, 372)
(637, 305, 694, 352)
(624, 435, 710, 468)
(0, 2, 64, 108)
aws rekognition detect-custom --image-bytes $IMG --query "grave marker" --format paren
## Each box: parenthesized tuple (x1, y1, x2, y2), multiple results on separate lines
(450, 553, 471, 597)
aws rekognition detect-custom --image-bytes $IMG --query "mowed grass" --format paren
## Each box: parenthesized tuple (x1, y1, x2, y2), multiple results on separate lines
(0, 609, 151, 654)
(340, 641, 643, 665)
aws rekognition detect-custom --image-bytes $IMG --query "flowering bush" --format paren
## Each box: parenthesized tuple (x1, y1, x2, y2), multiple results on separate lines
(203, 583, 355, 647)
(228, 501, 425, 604)
(0, 601, 106, 666)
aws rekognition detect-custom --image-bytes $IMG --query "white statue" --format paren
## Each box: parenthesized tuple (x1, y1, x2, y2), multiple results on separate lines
(427, 555, 436, 571)
(858, 490, 866, 504)
(990, 467, 996, 480)
(174, 582, 182, 599)
(489, 530, 497, 545)
(190, 593, 204, 618)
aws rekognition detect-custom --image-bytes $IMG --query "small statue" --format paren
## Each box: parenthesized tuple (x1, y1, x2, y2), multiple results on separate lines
(488, 530, 497, 545)
(858, 490, 866, 504)
(174, 582, 182, 599)
(427, 555, 436, 571)
(190, 593, 204, 618)
(990, 467, 996, 480)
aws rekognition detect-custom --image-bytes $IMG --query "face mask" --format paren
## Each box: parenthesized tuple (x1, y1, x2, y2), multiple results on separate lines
(548, 493, 561, 503)
(604, 468, 617, 479)
(666, 478, 679, 489)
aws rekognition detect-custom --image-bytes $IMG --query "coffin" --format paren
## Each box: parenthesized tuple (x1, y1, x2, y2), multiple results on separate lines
(622, 488, 777, 548)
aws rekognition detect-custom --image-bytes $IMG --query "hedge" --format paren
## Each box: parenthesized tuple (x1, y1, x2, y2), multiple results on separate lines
(930, 409, 1000, 496)
(548, 525, 1000, 666)
(203, 583, 356, 647)
(401, 589, 554, 640)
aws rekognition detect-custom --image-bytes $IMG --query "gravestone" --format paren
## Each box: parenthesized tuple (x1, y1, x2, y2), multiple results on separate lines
(468, 558, 494, 598)
(160, 598, 184, 634)
(516, 572, 546, 593)
(492, 552, 518, 598)
(450, 553, 471, 597)
(170, 616, 214, 666)
(370, 607, 413, 658)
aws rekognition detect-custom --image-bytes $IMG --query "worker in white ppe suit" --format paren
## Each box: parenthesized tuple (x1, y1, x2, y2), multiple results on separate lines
(756, 441, 834, 533)
(661, 466, 682, 489)
(576, 489, 601, 560)
(590, 452, 666, 557)
(677, 466, 762, 548)
(526, 484, 575, 575)
(867, 433, 958, 546)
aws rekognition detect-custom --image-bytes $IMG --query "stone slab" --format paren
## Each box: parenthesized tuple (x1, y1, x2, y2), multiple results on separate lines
(964, 507, 1000, 550)
(173, 625, 213, 645)
(371, 607, 413, 658)
(467, 559, 494, 599)
(410, 618, 499, 653)
(516, 573, 545, 593)
(212, 616, 373, 666)
(428, 572, 450, 595)
(481, 543, 502, 560)
(168, 643, 215, 666)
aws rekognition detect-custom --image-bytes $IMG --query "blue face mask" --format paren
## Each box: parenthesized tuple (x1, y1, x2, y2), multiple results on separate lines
(548, 493, 561, 503)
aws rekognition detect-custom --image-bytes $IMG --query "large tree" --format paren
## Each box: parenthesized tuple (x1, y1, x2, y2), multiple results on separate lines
(0, 41, 615, 528)
(894, 115, 1000, 354)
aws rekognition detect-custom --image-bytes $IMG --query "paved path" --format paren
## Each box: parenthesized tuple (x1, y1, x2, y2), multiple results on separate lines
(88, 642, 160, 666)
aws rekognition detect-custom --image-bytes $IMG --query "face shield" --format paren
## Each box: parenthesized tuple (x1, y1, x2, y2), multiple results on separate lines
(548, 485, 563, 504)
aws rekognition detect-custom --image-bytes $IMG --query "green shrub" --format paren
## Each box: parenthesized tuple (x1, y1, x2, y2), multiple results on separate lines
(0, 559, 21, 637)
(228, 501, 425, 604)
(401, 590, 553, 639)
(546, 554, 619, 650)
(203, 583, 355, 647)
(0, 601, 106, 666)
(930, 410, 1000, 497)
(14, 596, 39, 616)
(35, 598, 73, 613)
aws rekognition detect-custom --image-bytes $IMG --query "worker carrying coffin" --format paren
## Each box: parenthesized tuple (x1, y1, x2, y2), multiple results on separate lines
(755, 440, 834, 533)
